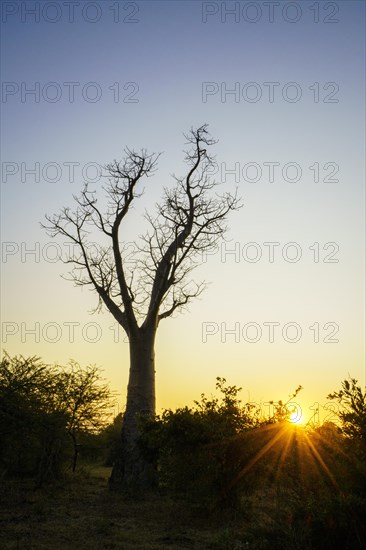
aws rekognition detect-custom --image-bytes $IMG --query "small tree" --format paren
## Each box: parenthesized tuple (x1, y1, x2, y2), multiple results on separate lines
(138, 377, 259, 509)
(0, 353, 66, 480)
(266, 385, 303, 424)
(328, 377, 366, 453)
(55, 362, 114, 472)
(43, 125, 241, 491)
(0, 353, 113, 480)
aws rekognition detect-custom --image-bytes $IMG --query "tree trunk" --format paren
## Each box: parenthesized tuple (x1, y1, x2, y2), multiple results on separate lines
(70, 432, 79, 473)
(109, 325, 157, 494)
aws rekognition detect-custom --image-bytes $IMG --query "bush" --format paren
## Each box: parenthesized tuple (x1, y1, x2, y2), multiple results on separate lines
(0, 352, 113, 483)
(99, 412, 124, 466)
(139, 378, 260, 510)
(138, 374, 366, 543)
(0, 354, 70, 481)
(328, 377, 366, 460)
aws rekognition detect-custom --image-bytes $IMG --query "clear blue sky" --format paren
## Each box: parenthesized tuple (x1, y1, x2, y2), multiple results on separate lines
(1, 1, 365, 422)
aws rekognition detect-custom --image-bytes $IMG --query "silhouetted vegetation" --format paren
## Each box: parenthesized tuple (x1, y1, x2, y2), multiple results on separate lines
(1, 355, 365, 549)
(0, 353, 113, 484)
(328, 377, 366, 458)
(43, 125, 241, 491)
(136, 376, 366, 547)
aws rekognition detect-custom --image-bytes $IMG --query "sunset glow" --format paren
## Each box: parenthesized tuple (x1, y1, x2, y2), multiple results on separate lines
(1, 1, 364, 417)
(289, 411, 304, 425)
(1, 4, 365, 549)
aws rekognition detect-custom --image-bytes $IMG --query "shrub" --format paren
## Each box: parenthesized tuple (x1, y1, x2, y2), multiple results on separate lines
(139, 378, 260, 510)
(0, 352, 113, 482)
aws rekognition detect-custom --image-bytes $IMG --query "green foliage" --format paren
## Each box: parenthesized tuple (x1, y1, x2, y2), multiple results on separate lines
(265, 385, 303, 424)
(54, 361, 114, 471)
(327, 376, 366, 497)
(137, 374, 366, 548)
(0, 353, 69, 481)
(2, 361, 366, 547)
(0, 352, 114, 482)
(328, 377, 366, 445)
(139, 380, 309, 511)
(139, 377, 261, 510)
(99, 412, 124, 466)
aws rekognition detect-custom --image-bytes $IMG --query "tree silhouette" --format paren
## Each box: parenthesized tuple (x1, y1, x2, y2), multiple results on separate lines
(328, 377, 366, 456)
(43, 125, 241, 491)
(0, 353, 113, 482)
(55, 362, 113, 472)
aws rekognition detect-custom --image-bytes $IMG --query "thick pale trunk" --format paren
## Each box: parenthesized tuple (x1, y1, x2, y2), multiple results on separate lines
(110, 326, 157, 493)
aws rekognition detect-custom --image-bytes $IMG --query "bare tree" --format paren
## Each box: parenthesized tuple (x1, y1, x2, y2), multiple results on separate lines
(43, 125, 241, 491)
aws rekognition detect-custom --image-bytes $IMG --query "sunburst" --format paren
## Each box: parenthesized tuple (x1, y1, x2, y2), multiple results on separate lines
(224, 420, 342, 497)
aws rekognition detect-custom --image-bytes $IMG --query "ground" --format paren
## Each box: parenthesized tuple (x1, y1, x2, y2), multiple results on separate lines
(1, 464, 363, 550)
(0, 466, 247, 550)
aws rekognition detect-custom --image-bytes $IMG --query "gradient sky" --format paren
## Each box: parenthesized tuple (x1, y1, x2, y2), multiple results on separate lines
(1, 0, 365, 423)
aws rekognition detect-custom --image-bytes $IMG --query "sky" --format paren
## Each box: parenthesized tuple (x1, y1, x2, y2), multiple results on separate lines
(1, 0, 365, 423)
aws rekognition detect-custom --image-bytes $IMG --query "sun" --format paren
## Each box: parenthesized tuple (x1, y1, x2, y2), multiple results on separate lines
(289, 410, 303, 424)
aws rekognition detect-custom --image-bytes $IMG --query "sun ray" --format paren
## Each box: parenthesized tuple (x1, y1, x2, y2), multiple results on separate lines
(273, 425, 295, 483)
(303, 432, 340, 489)
(226, 423, 289, 492)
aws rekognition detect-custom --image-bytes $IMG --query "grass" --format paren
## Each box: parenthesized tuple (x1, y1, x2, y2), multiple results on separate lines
(0, 466, 248, 550)
(1, 463, 365, 550)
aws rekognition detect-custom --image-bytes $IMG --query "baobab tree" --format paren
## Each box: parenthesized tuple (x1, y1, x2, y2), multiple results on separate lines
(43, 125, 241, 492)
